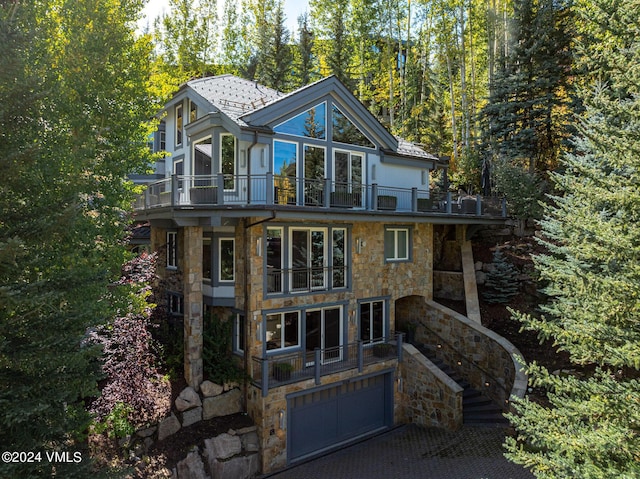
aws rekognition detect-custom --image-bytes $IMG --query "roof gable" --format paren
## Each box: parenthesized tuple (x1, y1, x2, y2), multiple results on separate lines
(240, 76, 398, 150)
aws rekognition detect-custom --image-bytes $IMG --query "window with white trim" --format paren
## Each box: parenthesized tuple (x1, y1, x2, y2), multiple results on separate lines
(384, 227, 410, 261)
(233, 313, 245, 354)
(167, 231, 177, 268)
(220, 133, 236, 190)
(203, 237, 212, 281)
(219, 238, 235, 282)
(175, 104, 183, 147)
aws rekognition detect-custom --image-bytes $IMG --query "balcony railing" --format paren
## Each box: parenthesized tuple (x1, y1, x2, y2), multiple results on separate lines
(266, 265, 348, 294)
(251, 334, 404, 397)
(133, 173, 507, 217)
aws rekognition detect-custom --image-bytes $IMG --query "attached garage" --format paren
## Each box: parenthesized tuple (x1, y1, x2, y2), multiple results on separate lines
(287, 370, 394, 463)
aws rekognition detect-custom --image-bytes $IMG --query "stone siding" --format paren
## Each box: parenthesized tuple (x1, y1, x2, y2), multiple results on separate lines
(399, 344, 463, 430)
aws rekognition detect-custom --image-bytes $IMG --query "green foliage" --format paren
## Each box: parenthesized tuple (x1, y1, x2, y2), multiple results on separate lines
(202, 314, 244, 384)
(494, 161, 546, 220)
(506, 1, 640, 476)
(482, 248, 519, 304)
(0, 0, 155, 476)
(93, 402, 135, 440)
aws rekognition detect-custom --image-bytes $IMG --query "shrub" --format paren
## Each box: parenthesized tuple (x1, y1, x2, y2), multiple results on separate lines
(90, 252, 171, 432)
(202, 313, 244, 384)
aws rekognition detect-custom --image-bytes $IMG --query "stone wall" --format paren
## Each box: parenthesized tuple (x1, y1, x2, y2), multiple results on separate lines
(398, 344, 463, 430)
(397, 297, 527, 409)
(125, 381, 246, 477)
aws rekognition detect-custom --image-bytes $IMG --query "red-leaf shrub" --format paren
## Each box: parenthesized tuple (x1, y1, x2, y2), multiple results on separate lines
(90, 252, 171, 430)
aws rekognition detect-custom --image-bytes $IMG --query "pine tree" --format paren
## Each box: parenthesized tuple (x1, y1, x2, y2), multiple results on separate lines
(482, 248, 519, 304)
(505, 1, 640, 477)
(481, 0, 573, 219)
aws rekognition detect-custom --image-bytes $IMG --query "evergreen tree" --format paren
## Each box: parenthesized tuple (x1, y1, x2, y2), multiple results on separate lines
(261, 0, 293, 91)
(482, 248, 519, 304)
(481, 0, 573, 218)
(0, 0, 154, 476)
(292, 12, 317, 88)
(505, 1, 640, 477)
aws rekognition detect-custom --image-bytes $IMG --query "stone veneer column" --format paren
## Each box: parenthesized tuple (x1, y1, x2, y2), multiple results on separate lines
(183, 226, 204, 389)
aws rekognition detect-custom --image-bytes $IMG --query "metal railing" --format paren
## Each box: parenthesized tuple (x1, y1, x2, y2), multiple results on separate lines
(134, 174, 507, 217)
(266, 265, 348, 294)
(252, 334, 403, 397)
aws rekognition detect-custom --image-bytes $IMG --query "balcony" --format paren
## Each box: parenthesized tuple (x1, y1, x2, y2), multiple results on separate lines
(133, 174, 507, 218)
(251, 334, 403, 397)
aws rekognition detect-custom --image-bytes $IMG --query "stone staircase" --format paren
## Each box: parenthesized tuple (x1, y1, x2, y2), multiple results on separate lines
(417, 344, 510, 428)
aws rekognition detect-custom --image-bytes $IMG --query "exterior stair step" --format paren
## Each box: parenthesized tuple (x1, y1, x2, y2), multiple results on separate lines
(412, 342, 510, 428)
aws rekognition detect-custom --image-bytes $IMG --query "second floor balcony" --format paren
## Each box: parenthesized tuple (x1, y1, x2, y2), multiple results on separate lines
(133, 174, 507, 218)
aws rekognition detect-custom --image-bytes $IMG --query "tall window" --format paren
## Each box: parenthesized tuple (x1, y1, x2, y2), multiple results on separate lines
(193, 138, 212, 186)
(266, 226, 347, 294)
(219, 238, 235, 282)
(334, 150, 363, 197)
(266, 311, 300, 351)
(203, 237, 212, 281)
(167, 231, 177, 268)
(234, 313, 245, 354)
(266, 227, 283, 293)
(384, 227, 410, 261)
(175, 104, 183, 147)
(189, 100, 197, 123)
(274, 140, 297, 204)
(291, 229, 326, 291)
(360, 300, 385, 343)
(303, 145, 325, 205)
(220, 133, 236, 190)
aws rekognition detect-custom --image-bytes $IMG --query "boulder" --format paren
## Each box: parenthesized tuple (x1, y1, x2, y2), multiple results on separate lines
(203, 389, 242, 420)
(204, 433, 242, 460)
(175, 386, 202, 411)
(207, 454, 259, 479)
(158, 413, 181, 441)
(200, 381, 224, 398)
(182, 406, 203, 427)
(176, 451, 209, 479)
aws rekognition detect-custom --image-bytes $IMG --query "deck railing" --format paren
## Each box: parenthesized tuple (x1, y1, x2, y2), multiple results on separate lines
(133, 174, 507, 217)
(251, 334, 403, 397)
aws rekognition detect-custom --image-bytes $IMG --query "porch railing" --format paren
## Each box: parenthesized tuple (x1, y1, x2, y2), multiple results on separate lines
(266, 265, 348, 294)
(133, 174, 507, 217)
(251, 334, 403, 397)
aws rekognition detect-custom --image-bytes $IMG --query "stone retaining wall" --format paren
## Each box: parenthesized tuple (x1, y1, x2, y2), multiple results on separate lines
(399, 344, 463, 430)
(397, 298, 527, 410)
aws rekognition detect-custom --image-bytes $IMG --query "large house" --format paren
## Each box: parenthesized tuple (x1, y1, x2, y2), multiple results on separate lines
(134, 74, 524, 473)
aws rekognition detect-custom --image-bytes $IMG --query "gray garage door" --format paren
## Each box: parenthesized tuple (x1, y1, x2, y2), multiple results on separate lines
(287, 371, 394, 463)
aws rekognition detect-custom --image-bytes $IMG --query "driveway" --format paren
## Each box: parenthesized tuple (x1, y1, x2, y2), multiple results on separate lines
(263, 424, 534, 479)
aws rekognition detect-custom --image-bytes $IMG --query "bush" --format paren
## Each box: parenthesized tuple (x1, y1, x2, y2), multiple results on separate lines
(90, 252, 171, 432)
(202, 313, 244, 384)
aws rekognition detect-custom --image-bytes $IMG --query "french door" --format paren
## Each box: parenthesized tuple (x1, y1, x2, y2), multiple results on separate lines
(305, 307, 342, 365)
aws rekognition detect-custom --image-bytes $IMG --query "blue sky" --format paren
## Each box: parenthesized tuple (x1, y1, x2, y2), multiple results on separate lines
(139, 0, 310, 33)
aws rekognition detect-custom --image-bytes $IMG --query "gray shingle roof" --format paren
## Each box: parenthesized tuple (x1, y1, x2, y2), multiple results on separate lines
(187, 74, 283, 125)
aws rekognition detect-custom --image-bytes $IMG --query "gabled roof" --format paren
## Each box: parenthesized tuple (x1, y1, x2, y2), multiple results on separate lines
(187, 75, 283, 126)
(181, 74, 437, 162)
